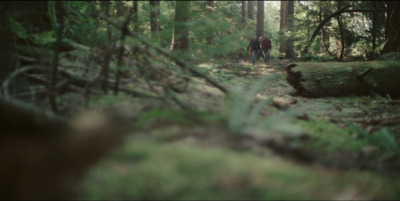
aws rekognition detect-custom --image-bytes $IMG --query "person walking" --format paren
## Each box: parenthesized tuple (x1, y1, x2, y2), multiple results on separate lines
(261, 34, 272, 63)
(248, 38, 260, 65)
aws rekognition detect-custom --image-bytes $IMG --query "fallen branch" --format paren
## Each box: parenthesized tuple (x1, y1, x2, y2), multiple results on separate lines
(2, 66, 47, 98)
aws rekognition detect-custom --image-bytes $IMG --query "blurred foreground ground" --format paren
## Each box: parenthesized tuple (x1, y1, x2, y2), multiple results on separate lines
(80, 59, 400, 199)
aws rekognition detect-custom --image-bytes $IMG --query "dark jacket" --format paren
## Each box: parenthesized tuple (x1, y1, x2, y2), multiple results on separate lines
(248, 39, 260, 51)
(262, 38, 272, 50)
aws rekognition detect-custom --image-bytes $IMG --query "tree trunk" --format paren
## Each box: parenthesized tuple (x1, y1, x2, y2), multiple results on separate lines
(371, 1, 377, 59)
(279, 0, 294, 58)
(50, 1, 65, 113)
(248, 1, 254, 20)
(279, 1, 288, 55)
(336, 1, 345, 61)
(241, 1, 246, 27)
(256, 1, 264, 38)
(172, 1, 190, 51)
(133, 1, 139, 33)
(286, 0, 294, 58)
(149, 1, 160, 40)
(383, 1, 400, 54)
(0, 2, 15, 79)
(286, 61, 400, 98)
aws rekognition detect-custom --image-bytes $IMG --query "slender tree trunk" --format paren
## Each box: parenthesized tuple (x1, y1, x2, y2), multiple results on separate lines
(371, 1, 377, 59)
(248, 1, 254, 20)
(114, 8, 133, 95)
(241, 1, 246, 28)
(286, 0, 294, 58)
(173, 1, 190, 51)
(256, 1, 264, 38)
(279, 1, 288, 54)
(50, 1, 65, 113)
(149, 1, 160, 40)
(0, 2, 15, 78)
(100, 1, 112, 93)
(383, 1, 400, 53)
(336, 1, 345, 61)
(133, 1, 139, 33)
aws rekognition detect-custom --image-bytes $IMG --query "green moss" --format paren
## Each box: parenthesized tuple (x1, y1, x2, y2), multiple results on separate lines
(296, 119, 365, 153)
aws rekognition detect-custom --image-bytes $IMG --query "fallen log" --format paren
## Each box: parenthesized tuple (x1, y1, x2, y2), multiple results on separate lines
(286, 61, 400, 98)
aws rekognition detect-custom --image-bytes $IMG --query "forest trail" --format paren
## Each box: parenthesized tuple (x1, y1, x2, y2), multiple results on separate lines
(81, 58, 400, 199)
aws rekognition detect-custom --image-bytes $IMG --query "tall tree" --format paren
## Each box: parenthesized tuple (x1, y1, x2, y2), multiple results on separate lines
(133, 1, 139, 32)
(383, 1, 400, 54)
(149, 1, 160, 40)
(0, 2, 15, 78)
(172, 1, 190, 51)
(279, 0, 294, 58)
(371, 1, 377, 59)
(241, 1, 246, 27)
(336, 1, 345, 61)
(248, 1, 254, 20)
(50, 1, 65, 113)
(256, 1, 264, 38)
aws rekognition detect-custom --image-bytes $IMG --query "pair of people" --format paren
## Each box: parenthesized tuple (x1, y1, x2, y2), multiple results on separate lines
(248, 35, 272, 65)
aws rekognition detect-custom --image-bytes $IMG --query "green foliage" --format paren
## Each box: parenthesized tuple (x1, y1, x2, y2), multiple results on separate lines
(9, 17, 28, 39)
(297, 119, 365, 153)
(347, 122, 399, 154)
(226, 75, 276, 135)
(302, 54, 336, 62)
(136, 109, 188, 128)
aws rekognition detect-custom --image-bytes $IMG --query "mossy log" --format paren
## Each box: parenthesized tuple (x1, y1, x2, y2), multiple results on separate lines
(286, 61, 400, 98)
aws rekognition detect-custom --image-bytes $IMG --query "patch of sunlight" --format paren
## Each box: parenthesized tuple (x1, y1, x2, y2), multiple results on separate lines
(197, 63, 214, 69)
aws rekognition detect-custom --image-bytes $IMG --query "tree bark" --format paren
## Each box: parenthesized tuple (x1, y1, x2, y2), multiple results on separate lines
(256, 1, 264, 38)
(149, 1, 160, 40)
(286, 61, 400, 98)
(279, 0, 294, 58)
(50, 1, 65, 113)
(286, 0, 294, 58)
(248, 1, 254, 20)
(0, 2, 15, 79)
(241, 1, 246, 28)
(133, 1, 139, 33)
(371, 1, 377, 59)
(173, 1, 190, 51)
(383, 1, 400, 53)
(279, 1, 288, 55)
(336, 1, 345, 61)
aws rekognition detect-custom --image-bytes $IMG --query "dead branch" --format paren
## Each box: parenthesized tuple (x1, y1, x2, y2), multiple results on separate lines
(2, 66, 47, 98)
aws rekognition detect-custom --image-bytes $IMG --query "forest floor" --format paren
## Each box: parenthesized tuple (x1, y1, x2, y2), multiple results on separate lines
(80, 58, 400, 200)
